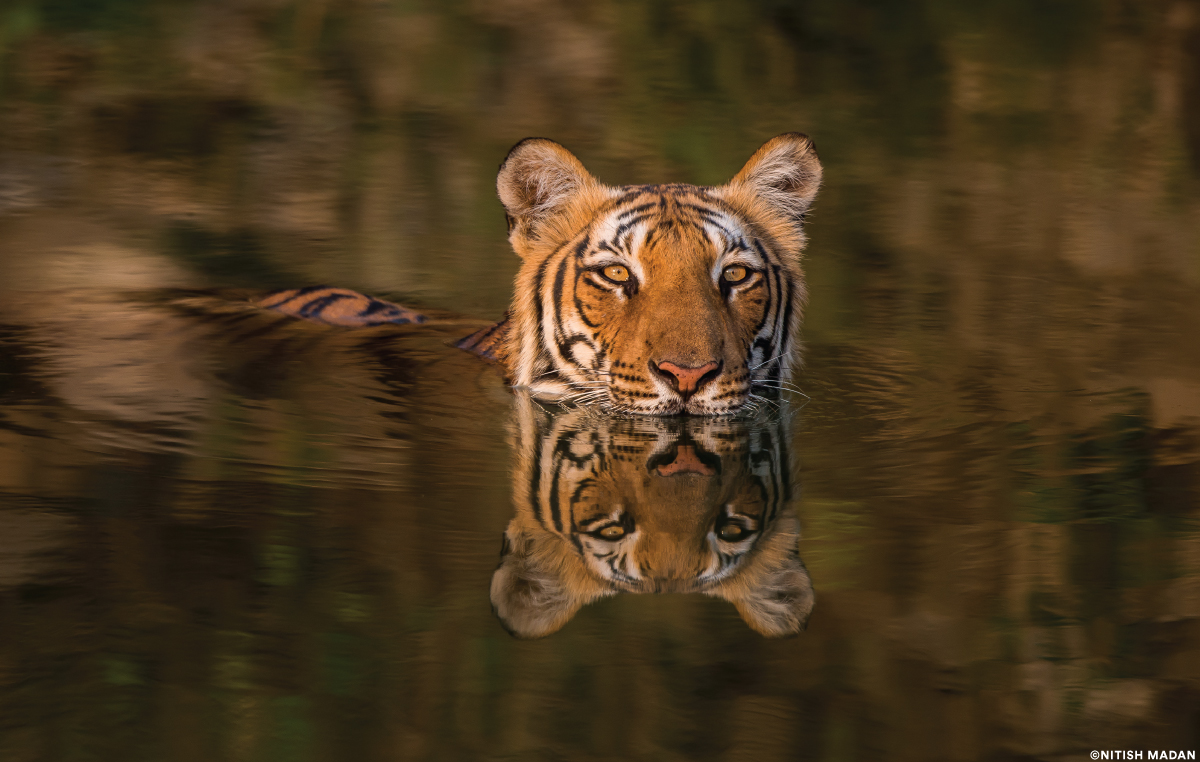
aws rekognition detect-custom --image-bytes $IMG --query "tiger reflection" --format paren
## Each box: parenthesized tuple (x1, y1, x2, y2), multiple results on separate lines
(491, 398, 813, 638)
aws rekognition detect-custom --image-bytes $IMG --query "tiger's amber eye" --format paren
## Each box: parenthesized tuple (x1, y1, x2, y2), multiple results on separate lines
(598, 525, 626, 540)
(602, 265, 630, 283)
(718, 524, 745, 541)
(722, 266, 749, 283)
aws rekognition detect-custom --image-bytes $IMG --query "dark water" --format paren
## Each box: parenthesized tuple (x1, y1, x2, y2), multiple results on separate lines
(2, 1, 1200, 759)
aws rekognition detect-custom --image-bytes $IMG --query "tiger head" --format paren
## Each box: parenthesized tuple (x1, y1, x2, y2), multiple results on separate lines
(497, 133, 822, 415)
(490, 397, 813, 638)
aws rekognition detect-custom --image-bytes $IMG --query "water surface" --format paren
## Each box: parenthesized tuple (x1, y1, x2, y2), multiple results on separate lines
(2, 1, 1200, 759)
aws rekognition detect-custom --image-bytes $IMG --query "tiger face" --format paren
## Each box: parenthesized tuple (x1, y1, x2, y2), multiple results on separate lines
(491, 397, 813, 638)
(497, 133, 821, 415)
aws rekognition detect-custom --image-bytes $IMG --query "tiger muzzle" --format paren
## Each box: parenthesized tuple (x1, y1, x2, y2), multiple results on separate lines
(650, 360, 722, 400)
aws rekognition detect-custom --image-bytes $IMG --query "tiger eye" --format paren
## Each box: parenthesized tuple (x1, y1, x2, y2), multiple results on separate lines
(722, 266, 749, 283)
(602, 265, 630, 283)
(718, 524, 744, 541)
(599, 525, 626, 540)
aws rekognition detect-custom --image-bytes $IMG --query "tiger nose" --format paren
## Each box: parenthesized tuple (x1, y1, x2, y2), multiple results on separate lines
(650, 360, 722, 398)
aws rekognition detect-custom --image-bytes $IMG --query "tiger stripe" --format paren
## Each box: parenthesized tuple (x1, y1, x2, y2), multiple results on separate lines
(257, 287, 426, 327)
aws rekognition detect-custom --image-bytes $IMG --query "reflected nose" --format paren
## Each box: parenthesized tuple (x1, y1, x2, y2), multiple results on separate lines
(650, 360, 721, 399)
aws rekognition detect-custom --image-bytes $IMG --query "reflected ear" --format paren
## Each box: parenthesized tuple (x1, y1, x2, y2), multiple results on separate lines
(727, 133, 822, 222)
(496, 138, 599, 253)
(489, 525, 610, 638)
(711, 549, 814, 638)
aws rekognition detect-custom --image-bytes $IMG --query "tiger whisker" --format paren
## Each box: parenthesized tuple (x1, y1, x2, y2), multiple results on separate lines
(752, 381, 802, 393)
(748, 392, 781, 413)
(752, 381, 810, 400)
(749, 351, 788, 371)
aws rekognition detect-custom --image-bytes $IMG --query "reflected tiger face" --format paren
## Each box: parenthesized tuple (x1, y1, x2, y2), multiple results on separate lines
(491, 397, 813, 638)
(496, 134, 822, 415)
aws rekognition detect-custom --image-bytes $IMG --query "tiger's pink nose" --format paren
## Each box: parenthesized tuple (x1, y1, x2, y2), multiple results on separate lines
(650, 360, 722, 398)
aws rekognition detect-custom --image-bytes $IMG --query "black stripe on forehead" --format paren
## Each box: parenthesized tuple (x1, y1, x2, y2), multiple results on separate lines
(676, 201, 728, 222)
(724, 237, 752, 254)
(580, 188, 757, 276)
(616, 201, 656, 219)
(682, 216, 736, 243)
(611, 186, 654, 206)
(620, 195, 742, 248)
(605, 185, 725, 216)
(672, 203, 747, 250)
(611, 215, 651, 244)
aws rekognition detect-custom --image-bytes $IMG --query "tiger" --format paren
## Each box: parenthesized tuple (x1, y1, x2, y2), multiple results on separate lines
(261, 133, 822, 416)
(490, 395, 814, 638)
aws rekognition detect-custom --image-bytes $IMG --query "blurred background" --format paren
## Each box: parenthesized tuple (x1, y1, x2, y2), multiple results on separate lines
(1, 0, 1199, 759)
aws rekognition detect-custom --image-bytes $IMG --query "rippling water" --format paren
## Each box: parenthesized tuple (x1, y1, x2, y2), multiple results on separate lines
(2, 1, 1200, 759)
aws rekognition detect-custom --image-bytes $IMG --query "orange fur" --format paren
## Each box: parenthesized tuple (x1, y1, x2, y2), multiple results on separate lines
(495, 134, 822, 415)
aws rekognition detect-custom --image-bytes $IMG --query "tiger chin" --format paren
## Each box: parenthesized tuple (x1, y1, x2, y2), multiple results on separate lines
(490, 395, 814, 639)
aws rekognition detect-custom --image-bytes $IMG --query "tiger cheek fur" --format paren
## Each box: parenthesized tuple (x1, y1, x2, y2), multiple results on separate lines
(496, 133, 822, 416)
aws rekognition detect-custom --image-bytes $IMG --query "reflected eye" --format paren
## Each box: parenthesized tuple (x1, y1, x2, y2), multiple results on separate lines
(601, 265, 630, 283)
(722, 266, 750, 284)
(717, 524, 745, 541)
(597, 525, 627, 540)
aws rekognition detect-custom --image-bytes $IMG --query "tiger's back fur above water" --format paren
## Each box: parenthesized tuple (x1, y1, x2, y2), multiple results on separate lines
(257, 134, 822, 416)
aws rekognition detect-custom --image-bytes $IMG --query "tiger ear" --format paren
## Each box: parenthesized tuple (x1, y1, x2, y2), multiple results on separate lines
(496, 138, 600, 254)
(490, 525, 610, 638)
(726, 133, 822, 222)
(709, 542, 814, 638)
